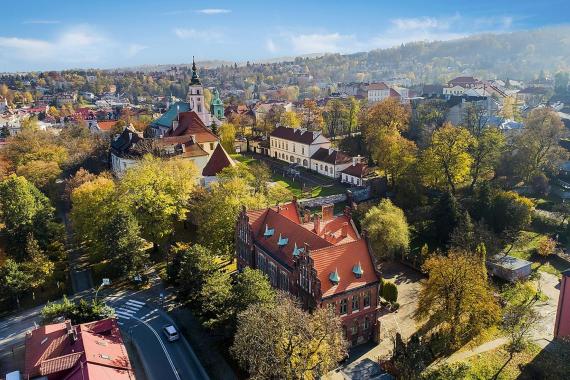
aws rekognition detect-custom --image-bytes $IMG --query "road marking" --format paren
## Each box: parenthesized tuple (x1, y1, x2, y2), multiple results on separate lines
(122, 305, 141, 312)
(131, 315, 181, 380)
(127, 299, 146, 306)
(115, 314, 131, 320)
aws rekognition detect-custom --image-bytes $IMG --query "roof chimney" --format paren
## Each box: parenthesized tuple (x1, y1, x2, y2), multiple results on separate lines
(322, 204, 334, 222)
(341, 222, 348, 238)
(181, 143, 186, 153)
(172, 120, 179, 131)
(314, 214, 321, 235)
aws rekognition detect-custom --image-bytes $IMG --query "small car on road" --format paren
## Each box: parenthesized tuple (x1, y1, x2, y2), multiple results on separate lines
(163, 325, 180, 342)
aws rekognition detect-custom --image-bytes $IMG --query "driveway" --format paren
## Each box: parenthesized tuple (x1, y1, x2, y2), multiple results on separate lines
(531, 271, 560, 347)
(329, 262, 423, 379)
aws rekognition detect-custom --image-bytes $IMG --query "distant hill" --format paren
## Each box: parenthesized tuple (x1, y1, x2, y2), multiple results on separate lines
(293, 26, 570, 83)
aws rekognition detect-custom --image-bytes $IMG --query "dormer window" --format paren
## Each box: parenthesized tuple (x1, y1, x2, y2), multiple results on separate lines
(277, 233, 288, 247)
(292, 242, 305, 257)
(352, 262, 363, 279)
(329, 268, 340, 285)
(264, 224, 274, 237)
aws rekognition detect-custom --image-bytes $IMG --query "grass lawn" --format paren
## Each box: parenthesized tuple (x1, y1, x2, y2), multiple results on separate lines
(231, 153, 347, 198)
(463, 341, 570, 379)
(505, 231, 569, 277)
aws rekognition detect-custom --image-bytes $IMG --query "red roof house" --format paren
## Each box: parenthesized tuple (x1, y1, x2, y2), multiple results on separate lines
(236, 201, 382, 346)
(24, 318, 134, 380)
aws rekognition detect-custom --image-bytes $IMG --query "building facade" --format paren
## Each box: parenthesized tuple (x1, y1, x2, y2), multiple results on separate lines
(236, 201, 382, 346)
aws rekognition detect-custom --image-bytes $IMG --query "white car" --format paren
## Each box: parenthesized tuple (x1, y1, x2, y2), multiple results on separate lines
(163, 325, 180, 342)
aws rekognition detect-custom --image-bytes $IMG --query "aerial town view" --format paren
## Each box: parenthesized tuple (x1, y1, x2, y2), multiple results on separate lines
(2, 1, 570, 379)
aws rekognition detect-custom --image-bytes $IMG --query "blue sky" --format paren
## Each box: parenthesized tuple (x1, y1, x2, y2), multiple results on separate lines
(1, 0, 568, 72)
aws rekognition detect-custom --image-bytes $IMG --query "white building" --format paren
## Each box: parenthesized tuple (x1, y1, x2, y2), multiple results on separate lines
(365, 82, 390, 103)
(269, 126, 330, 168)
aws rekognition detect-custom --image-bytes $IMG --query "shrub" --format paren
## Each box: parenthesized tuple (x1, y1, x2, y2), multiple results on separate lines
(537, 237, 556, 257)
(382, 281, 398, 303)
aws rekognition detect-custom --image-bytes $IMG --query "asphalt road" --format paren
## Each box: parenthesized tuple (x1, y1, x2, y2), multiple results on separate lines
(108, 296, 209, 380)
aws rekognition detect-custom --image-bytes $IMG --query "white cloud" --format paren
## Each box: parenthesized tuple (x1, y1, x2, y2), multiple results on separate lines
(126, 44, 148, 57)
(23, 20, 61, 25)
(391, 17, 442, 31)
(289, 33, 356, 54)
(196, 8, 231, 15)
(0, 25, 147, 70)
(266, 38, 278, 53)
(174, 28, 224, 42)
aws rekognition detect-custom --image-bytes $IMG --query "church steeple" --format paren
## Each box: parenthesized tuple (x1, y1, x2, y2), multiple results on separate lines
(190, 56, 201, 85)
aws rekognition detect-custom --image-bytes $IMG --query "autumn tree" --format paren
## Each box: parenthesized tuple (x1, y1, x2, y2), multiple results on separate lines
(363, 98, 410, 147)
(190, 176, 266, 256)
(120, 156, 197, 249)
(231, 293, 348, 379)
(415, 251, 500, 349)
(219, 122, 236, 153)
(373, 130, 417, 187)
(280, 111, 300, 128)
(514, 108, 567, 180)
(420, 124, 474, 193)
(490, 191, 533, 234)
(300, 99, 324, 131)
(361, 199, 410, 259)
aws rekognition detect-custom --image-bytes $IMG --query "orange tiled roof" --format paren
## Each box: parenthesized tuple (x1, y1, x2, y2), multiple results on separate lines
(311, 239, 379, 298)
(97, 120, 117, 131)
(247, 202, 379, 297)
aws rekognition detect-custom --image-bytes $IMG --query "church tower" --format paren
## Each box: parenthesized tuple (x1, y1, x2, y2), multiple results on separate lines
(186, 57, 210, 125)
(210, 88, 225, 120)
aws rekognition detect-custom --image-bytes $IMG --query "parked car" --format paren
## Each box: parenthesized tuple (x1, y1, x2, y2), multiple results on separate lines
(162, 325, 180, 342)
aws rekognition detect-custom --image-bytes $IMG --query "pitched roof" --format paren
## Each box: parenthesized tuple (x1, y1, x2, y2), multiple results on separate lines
(150, 101, 191, 129)
(311, 148, 352, 165)
(341, 162, 369, 178)
(311, 239, 379, 298)
(165, 111, 218, 142)
(25, 318, 134, 380)
(270, 126, 328, 145)
(202, 143, 235, 176)
(97, 120, 117, 131)
(366, 82, 389, 91)
(246, 202, 378, 297)
(449, 76, 479, 86)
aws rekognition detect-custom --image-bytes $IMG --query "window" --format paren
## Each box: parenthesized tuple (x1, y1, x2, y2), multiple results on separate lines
(352, 295, 360, 312)
(210, 143, 214, 150)
(320, 164, 323, 170)
(351, 321, 358, 335)
(269, 262, 277, 286)
(340, 299, 348, 315)
(293, 144, 295, 153)
(364, 317, 370, 330)
(302, 147, 305, 155)
(325, 166, 328, 172)
(198, 105, 202, 112)
(363, 291, 371, 308)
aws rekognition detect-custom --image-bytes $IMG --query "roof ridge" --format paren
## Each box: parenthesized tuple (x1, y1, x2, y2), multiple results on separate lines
(264, 207, 332, 246)
(310, 237, 364, 253)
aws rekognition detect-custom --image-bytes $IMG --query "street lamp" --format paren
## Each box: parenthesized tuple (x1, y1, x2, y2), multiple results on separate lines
(94, 278, 110, 303)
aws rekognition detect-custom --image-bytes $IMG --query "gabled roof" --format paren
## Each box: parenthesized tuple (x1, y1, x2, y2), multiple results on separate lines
(97, 120, 117, 131)
(25, 318, 134, 380)
(341, 162, 369, 178)
(448, 76, 479, 86)
(311, 239, 379, 298)
(245, 202, 379, 298)
(366, 82, 389, 91)
(202, 143, 235, 176)
(311, 148, 352, 165)
(165, 111, 218, 142)
(270, 126, 328, 145)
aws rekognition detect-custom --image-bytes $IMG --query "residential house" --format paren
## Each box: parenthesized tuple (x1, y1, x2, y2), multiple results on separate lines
(364, 82, 390, 103)
(310, 147, 353, 178)
(340, 157, 373, 186)
(269, 126, 330, 168)
(236, 202, 382, 346)
(24, 318, 134, 380)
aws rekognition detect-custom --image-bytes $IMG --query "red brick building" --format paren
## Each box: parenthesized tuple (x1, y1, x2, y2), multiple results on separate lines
(236, 201, 382, 346)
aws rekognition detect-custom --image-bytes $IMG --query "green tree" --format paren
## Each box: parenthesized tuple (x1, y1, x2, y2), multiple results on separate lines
(16, 160, 62, 189)
(361, 199, 410, 259)
(100, 209, 147, 277)
(469, 127, 505, 191)
(433, 191, 461, 247)
(120, 156, 197, 249)
(174, 244, 218, 301)
(490, 191, 533, 234)
(372, 130, 417, 187)
(232, 268, 276, 315)
(381, 281, 398, 303)
(0, 259, 32, 308)
(0, 174, 57, 253)
(199, 269, 233, 329)
(22, 234, 54, 289)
